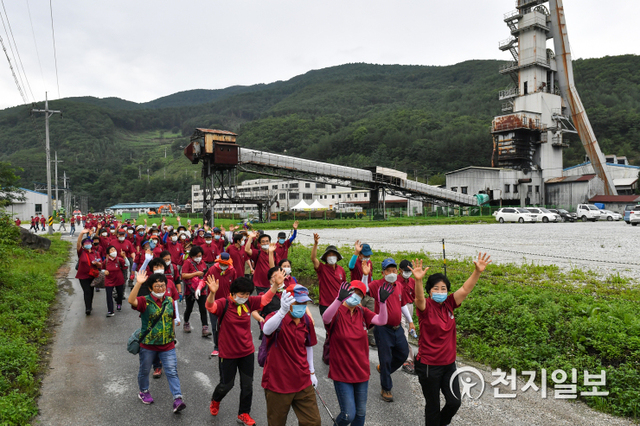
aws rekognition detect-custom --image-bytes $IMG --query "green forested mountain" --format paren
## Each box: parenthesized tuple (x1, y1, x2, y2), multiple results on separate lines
(1, 55, 639, 210)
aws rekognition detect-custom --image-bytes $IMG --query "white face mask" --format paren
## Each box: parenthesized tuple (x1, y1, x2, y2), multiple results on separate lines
(261, 244, 269, 250)
(110, 230, 115, 234)
(235, 296, 248, 305)
(326, 256, 337, 265)
(205, 240, 212, 244)
(385, 273, 398, 283)
(220, 264, 229, 270)
(194, 257, 202, 263)
(118, 236, 125, 242)
(171, 236, 178, 242)
(153, 269, 164, 274)
(165, 260, 171, 266)
(127, 229, 134, 234)
(402, 271, 412, 279)
(109, 252, 117, 258)
(283, 267, 291, 275)
(151, 291, 165, 299)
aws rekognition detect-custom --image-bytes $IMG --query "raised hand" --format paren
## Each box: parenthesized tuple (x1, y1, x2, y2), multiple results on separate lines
(136, 270, 148, 285)
(313, 233, 320, 245)
(474, 252, 492, 273)
(270, 268, 285, 287)
(354, 240, 362, 254)
(293, 220, 299, 230)
(206, 275, 219, 294)
(268, 243, 277, 253)
(379, 282, 395, 303)
(278, 292, 295, 316)
(337, 281, 353, 301)
(408, 259, 429, 281)
(362, 259, 371, 276)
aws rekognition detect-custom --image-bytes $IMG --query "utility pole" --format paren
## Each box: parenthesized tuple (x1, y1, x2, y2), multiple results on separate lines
(32, 92, 61, 235)
(53, 151, 63, 215)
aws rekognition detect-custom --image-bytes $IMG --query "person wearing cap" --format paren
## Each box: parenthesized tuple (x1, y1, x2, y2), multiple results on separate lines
(150, 235, 164, 258)
(193, 228, 206, 247)
(398, 260, 417, 374)
(199, 252, 237, 357)
(274, 220, 298, 261)
(410, 255, 491, 426)
(181, 246, 211, 336)
(200, 232, 219, 268)
(322, 280, 394, 426)
(204, 275, 278, 426)
(245, 231, 277, 295)
(310, 233, 346, 317)
(75, 228, 103, 315)
(166, 231, 186, 267)
(261, 284, 320, 426)
(348, 240, 376, 346)
(226, 233, 248, 278)
(368, 257, 413, 402)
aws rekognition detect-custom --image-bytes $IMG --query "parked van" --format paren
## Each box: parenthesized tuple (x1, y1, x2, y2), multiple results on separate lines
(576, 204, 601, 222)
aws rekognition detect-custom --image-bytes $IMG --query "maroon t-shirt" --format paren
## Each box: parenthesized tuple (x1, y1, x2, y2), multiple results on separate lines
(213, 296, 263, 359)
(315, 263, 346, 307)
(250, 248, 275, 289)
(181, 259, 207, 295)
(112, 238, 135, 260)
(369, 279, 406, 327)
(328, 305, 375, 383)
(75, 249, 102, 279)
(399, 276, 416, 304)
(226, 244, 247, 274)
(200, 242, 218, 264)
(261, 312, 317, 393)
(416, 293, 460, 366)
(203, 265, 237, 300)
(349, 258, 372, 284)
(166, 241, 185, 266)
(104, 256, 125, 287)
(275, 239, 292, 261)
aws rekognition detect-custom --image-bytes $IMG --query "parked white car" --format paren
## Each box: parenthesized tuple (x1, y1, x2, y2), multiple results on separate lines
(576, 204, 601, 222)
(495, 207, 537, 223)
(629, 206, 640, 226)
(598, 210, 622, 221)
(526, 207, 560, 223)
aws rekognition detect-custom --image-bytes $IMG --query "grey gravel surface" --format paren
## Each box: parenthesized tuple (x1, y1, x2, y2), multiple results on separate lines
(36, 228, 639, 425)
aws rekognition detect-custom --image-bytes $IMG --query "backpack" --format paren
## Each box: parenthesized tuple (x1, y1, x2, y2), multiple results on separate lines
(322, 306, 366, 365)
(258, 314, 311, 367)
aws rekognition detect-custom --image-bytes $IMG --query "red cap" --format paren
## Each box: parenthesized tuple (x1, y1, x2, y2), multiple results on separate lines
(349, 280, 367, 296)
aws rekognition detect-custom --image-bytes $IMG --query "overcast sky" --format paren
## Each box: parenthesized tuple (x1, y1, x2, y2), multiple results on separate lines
(0, 0, 638, 110)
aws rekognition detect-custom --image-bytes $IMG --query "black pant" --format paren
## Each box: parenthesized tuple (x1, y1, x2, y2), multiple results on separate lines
(105, 285, 124, 313)
(415, 360, 461, 426)
(255, 286, 269, 295)
(184, 294, 208, 326)
(209, 312, 219, 349)
(78, 278, 94, 311)
(212, 353, 254, 415)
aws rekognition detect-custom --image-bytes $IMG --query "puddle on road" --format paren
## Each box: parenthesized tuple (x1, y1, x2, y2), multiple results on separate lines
(57, 277, 74, 295)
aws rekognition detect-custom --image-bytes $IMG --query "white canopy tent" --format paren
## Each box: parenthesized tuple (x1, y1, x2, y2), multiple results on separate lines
(309, 199, 328, 210)
(290, 200, 311, 211)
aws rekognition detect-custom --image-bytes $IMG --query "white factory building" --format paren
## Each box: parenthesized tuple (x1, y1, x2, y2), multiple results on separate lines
(4, 188, 50, 222)
(191, 179, 423, 217)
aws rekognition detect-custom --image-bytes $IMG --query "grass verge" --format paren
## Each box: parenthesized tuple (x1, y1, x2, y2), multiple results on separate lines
(284, 243, 640, 420)
(0, 217, 70, 426)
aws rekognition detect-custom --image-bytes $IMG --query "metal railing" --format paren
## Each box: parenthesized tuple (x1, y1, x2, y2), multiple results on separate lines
(499, 87, 520, 100)
(504, 9, 523, 21)
(499, 37, 518, 49)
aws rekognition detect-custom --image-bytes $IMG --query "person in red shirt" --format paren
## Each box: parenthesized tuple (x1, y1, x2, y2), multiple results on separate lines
(14, 218, 21, 227)
(181, 246, 210, 336)
(199, 252, 237, 357)
(411, 254, 491, 426)
(113, 228, 135, 284)
(211, 227, 227, 253)
(368, 258, 414, 403)
(205, 275, 277, 426)
(310, 233, 345, 317)
(103, 245, 126, 316)
(245, 231, 277, 295)
(261, 284, 320, 426)
(192, 228, 206, 247)
(274, 220, 298, 260)
(200, 232, 218, 267)
(30, 216, 38, 232)
(92, 236, 106, 261)
(398, 259, 417, 375)
(166, 231, 185, 266)
(226, 233, 247, 275)
(348, 240, 376, 347)
(40, 214, 46, 231)
(322, 280, 393, 426)
(75, 229, 103, 315)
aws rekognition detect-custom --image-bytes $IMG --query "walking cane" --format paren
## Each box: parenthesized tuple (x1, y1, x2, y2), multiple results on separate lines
(314, 387, 338, 426)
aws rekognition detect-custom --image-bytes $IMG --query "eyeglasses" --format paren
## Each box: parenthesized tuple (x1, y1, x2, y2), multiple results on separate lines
(152, 283, 166, 289)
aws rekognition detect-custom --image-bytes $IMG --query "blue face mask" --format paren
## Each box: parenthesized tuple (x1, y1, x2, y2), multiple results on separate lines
(83, 244, 92, 250)
(291, 304, 306, 318)
(214, 235, 221, 240)
(432, 292, 447, 303)
(149, 241, 157, 249)
(345, 293, 362, 307)
(279, 238, 286, 244)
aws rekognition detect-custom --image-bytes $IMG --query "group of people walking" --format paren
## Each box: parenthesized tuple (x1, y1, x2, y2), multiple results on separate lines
(73, 215, 491, 425)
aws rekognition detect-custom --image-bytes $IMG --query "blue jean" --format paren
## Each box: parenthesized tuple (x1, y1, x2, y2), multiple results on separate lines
(334, 380, 368, 426)
(138, 348, 182, 399)
(373, 325, 409, 391)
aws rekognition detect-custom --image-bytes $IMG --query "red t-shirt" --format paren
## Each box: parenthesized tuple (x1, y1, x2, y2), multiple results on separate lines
(226, 244, 247, 274)
(275, 239, 292, 261)
(349, 258, 372, 284)
(134, 295, 176, 352)
(399, 276, 416, 304)
(75, 249, 102, 279)
(261, 312, 317, 393)
(315, 263, 346, 307)
(203, 264, 237, 300)
(181, 259, 207, 295)
(104, 256, 125, 287)
(212, 296, 263, 359)
(200, 242, 218, 264)
(328, 305, 375, 383)
(416, 294, 460, 366)
(369, 279, 406, 327)
(166, 241, 185, 266)
(250, 248, 275, 289)
(112, 238, 135, 260)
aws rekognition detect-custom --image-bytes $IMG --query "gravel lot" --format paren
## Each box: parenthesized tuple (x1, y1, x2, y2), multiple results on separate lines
(282, 220, 639, 281)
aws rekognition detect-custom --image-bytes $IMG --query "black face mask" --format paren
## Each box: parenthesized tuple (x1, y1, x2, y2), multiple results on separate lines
(93, 242, 100, 246)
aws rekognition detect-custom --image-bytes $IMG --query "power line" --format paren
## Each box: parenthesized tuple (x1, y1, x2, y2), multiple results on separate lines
(49, 0, 60, 99)
(26, 0, 46, 90)
(0, 33, 27, 104)
(0, 5, 29, 103)
(1, 0, 35, 102)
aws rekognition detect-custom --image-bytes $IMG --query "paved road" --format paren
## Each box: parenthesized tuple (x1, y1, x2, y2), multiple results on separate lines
(35, 229, 638, 425)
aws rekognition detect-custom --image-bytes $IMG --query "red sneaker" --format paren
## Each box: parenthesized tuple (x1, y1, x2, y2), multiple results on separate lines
(237, 413, 256, 425)
(152, 367, 162, 378)
(210, 400, 220, 416)
(211, 350, 219, 357)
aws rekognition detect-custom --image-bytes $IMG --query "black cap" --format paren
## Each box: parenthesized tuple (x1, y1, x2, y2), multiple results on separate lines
(399, 260, 413, 272)
(278, 232, 286, 239)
